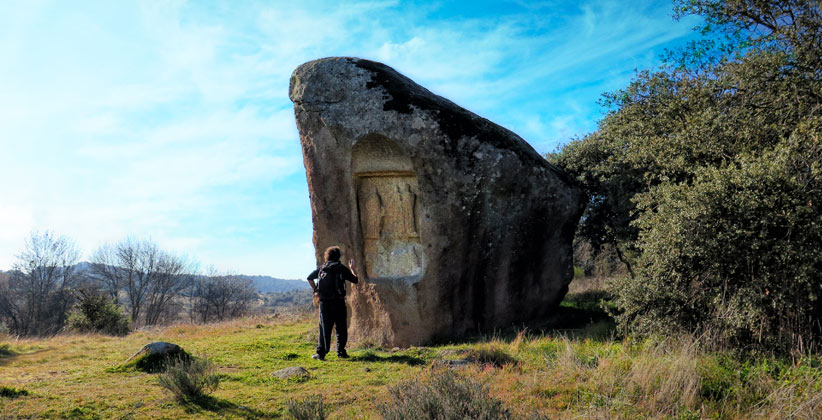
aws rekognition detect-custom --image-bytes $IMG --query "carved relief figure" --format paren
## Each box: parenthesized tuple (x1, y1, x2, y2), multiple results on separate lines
(356, 173, 423, 280)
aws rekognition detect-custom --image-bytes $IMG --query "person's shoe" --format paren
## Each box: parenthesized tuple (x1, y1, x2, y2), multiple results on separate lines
(337, 350, 349, 359)
(312, 353, 325, 361)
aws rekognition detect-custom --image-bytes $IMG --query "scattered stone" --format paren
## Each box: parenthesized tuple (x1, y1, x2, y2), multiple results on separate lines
(433, 358, 473, 369)
(290, 57, 585, 347)
(123, 342, 189, 373)
(437, 349, 467, 357)
(271, 366, 310, 379)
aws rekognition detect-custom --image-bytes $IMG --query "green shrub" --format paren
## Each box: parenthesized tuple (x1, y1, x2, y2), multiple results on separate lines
(156, 356, 219, 402)
(0, 343, 14, 358)
(67, 289, 130, 336)
(550, 1, 822, 354)
(612, 130, 822, 353)
(0, 386, 29, 398)
(378, 370, 512, 420)
(286, 395, 326, 420)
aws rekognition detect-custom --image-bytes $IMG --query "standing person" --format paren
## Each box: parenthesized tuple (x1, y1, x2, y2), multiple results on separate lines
(307, 246, 359, 360)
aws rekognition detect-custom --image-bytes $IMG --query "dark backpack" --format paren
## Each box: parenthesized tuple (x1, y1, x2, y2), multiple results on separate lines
(317, 262, 345, 299)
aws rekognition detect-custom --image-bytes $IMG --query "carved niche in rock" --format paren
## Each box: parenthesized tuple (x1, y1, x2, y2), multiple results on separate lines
(352, 135, 424, 282)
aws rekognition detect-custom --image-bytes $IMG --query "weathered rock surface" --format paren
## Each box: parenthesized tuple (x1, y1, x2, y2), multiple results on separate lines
(433, 358, 473, 369)
(290, 57, 586, 347)
(271, 366, 309, 379)
(124, 341, 189, 373)
(126, 342, 184, 361)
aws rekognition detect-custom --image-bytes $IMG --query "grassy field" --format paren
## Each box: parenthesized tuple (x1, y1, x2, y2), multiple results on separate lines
(1, 281, 821, 419)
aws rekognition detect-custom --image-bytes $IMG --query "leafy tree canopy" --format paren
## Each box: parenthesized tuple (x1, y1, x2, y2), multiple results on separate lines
(551, 0, 821, 352)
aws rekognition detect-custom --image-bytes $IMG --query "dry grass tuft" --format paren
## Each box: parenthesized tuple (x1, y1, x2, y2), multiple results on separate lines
(567, 276, 607, 295)
(287, 394, 326, 420)
(379, 369, 514, 420)
(540, 335, 702, 417)
(622, 337, 701, 412)
(156, 355, 220, 402)
(466, 343, 519, 368)
(749, 369, 822, 420)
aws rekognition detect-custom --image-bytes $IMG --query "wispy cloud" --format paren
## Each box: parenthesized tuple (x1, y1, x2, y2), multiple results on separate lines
(0, 0, 699, 277)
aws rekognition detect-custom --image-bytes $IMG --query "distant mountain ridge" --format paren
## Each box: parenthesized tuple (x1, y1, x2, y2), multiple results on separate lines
(0, 262, 308, 294)
(241, 275, 309, 293)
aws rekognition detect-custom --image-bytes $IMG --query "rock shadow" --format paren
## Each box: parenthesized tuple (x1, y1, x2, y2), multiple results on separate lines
(0, 347, 51, 367)
(426, 300, 616, 347)
(0, 354, 18, 367)
(350, 351, 425, 366)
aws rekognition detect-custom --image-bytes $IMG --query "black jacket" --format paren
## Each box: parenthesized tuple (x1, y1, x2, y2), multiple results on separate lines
(307, 261, 358, 300)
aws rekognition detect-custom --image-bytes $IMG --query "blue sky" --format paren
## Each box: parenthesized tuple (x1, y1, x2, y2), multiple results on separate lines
(0, 0, 700, 278)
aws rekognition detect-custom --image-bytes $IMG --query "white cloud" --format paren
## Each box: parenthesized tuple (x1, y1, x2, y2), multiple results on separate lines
(0, 0, 700, 276)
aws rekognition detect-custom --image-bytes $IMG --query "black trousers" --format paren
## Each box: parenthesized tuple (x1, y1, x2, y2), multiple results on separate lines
(317, 299, 347, 356)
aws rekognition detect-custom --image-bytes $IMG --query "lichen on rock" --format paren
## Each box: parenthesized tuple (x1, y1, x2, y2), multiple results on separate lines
(117, 342, 190, 373)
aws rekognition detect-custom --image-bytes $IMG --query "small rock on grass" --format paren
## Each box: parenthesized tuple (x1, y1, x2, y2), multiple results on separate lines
(432, 358, 472, 369)
(271, 366, 309, 379)
(437, 349, 466, 357)
(121, 342, 190, 373)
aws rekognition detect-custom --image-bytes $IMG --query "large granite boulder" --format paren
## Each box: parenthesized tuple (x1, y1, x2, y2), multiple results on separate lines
(289, 57, 586, 347)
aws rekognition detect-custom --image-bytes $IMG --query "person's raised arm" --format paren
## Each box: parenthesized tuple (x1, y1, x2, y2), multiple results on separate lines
(347, 259, 359, 283)
(307, 269, 319, 292)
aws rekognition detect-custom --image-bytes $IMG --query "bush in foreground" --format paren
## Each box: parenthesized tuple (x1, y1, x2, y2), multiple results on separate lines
(287, 395, 326, 420)
(379, 370, 514, 420)
(157, 356, 219, 402)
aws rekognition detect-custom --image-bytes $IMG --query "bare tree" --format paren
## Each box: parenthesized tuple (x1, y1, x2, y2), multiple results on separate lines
(189, 268, 257, 323)
(88, 243, 124, 304)
(143, 251, 196, 326)
(90, 238, 195, 326)
(0, 271, 20, 334)
(0, 231, 81, 336)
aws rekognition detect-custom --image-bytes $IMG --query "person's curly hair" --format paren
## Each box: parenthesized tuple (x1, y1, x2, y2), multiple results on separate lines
(324, 246, 341, 262)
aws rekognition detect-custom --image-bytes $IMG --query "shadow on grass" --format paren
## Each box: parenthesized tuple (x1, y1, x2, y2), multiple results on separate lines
(530, 289, 616, 341)
(426, 289, 617, 346)
(180, 395, 276, 419)
(540, 307, 616, 339)
(0, 343, 15, 358)
(0, 386, 29, 399)
(350, 351, 425, 366)
(0, 353, 17, 367)
(0, 344, 41, 367)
